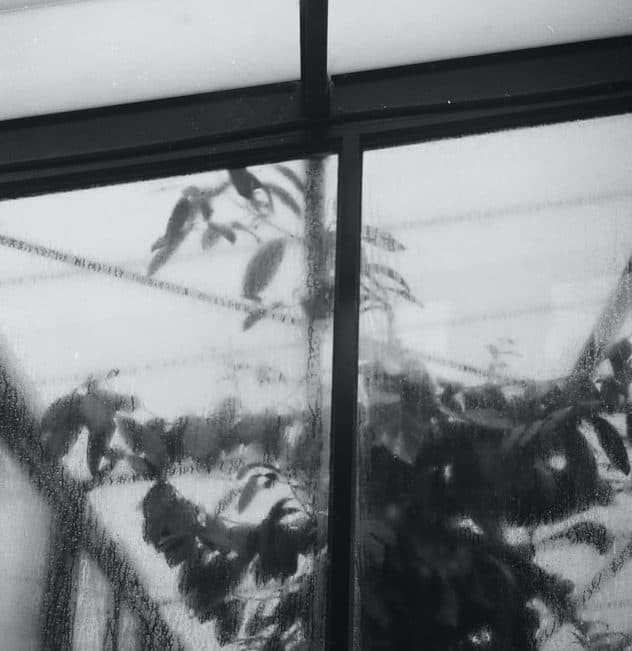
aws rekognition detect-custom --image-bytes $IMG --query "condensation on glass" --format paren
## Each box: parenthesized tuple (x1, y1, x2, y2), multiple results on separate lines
(0, 157, 337, 650)
(355, 114, 632, 650)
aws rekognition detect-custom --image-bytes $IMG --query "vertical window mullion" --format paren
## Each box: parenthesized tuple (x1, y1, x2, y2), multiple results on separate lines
(327, 133, 363, 650)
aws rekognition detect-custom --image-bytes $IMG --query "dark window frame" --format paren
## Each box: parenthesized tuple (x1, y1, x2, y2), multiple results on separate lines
(0, 4, 631, 647)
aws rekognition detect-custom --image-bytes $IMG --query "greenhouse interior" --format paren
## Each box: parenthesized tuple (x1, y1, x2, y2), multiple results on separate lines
(1, 1, 632, 650)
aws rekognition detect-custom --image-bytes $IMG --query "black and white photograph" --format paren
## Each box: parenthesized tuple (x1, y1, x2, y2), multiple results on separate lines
(1, 2, 632, 650)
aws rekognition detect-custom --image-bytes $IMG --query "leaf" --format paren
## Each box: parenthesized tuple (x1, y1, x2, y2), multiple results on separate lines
(142, 482, 200, 566)
(362, 225, 406, 251)
(600, 376, 623, 412)
(549, 521, 614, 554)
(274, 164, 306, 193)
(591, 415, 630, 474)
(40, 392, 84, 459)
(117, 415, 170, 472)
(604, 338, 632, 375)
(87, 425, 115, 478)
(243, 308, 268, 331)
(242, 238, 287, 300)
(228, 168, 264, 200)
(150, 235, 165, 252)
(178, 549, 248, 621)
(164, 195, 195, 242)
(382, 285, 423, 307)
(363, 262, 412, 296)
(200, 225, 222, 250)
(205, 222, 236, 244)
(147, 245, 177, 277)
(214, 599, 244, 645)
(266, 183, 303, 216)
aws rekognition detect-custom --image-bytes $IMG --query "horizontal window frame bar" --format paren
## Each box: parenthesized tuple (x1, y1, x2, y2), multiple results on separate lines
(0, 36, 630, 197)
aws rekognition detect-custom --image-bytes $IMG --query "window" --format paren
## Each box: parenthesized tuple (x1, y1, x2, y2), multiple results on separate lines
(0, 5, 631, 650)
(357, 113, 632, 650)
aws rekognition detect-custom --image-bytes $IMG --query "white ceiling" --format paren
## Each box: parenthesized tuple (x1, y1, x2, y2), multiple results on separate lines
(329, 0, 632, 74)
(0, 1, 631, 121)
(0, 0, 300, 121)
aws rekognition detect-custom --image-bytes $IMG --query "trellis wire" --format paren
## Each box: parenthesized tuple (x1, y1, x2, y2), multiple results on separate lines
(0, 233, 301, 326)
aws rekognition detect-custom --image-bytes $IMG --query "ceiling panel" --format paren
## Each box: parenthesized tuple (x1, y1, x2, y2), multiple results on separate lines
(329, 0, 632, 74)
(0, 0, 299, 121)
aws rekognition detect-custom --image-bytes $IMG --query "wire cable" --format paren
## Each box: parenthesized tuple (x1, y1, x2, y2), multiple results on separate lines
(0, 233, 301, 326)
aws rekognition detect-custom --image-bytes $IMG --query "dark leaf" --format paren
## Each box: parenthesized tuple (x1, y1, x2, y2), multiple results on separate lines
(164, 196, 195, 243)
(383, 286, 423, 307)
(549, 521, 614, 554)
(362, 225, 406, 251)
(80, 393, 118, 477)
(199, 198, 213, 221)
(243, 308, 268, 331)
(40, 392, 84, 459)
(600, 376, 623, 412)
(604, 338, 632, 375)
(266, 183, 303, 216)
(205, 222, 236, 244)
(86, 424, 115, 478)
(532, 459, 558, 506)
(363, 262, 412, 296)
(255, 499, 317, 581)
(147, 245, 177, 277)
(116, 415, 170, 473)
(274, 164, 306, 193)
(591, 415, 630, 474)
(178, 549, 247, 622)
(214, 599, 245, 645)
(242, 238, 287, 300)
(142, 482, 200, 567)
(301, 284, 335, 321)
(228, 168, 264, 200)
(200, 226, 222, 250)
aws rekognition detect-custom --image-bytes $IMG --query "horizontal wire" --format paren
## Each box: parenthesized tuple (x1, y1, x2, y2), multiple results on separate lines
(33, 341, 307, 389)
(380, 188, 632, 233)
(394, 296, 607, 331)
(0, 233, 302, 326)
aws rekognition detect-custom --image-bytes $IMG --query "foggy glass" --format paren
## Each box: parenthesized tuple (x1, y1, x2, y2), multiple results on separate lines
(0, 157, 337, 649)
(355, 113, 632, 650)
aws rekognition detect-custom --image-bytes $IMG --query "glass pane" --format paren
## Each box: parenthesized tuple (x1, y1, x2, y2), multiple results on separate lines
(0, 156, 336, 649)
(356, 113, 632, 650)
(0, 0, 299, 121)
(329, 1, 632, 74)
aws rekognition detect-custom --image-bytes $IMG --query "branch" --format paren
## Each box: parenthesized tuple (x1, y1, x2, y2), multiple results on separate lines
(0, 338, 185, 650)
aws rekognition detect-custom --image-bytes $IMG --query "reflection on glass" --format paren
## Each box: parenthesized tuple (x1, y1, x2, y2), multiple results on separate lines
(0, 157, 337, 649)
(356, 114, 632, 650)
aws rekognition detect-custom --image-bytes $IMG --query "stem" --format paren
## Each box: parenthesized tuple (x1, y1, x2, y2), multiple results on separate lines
(303, 156, 328, 646)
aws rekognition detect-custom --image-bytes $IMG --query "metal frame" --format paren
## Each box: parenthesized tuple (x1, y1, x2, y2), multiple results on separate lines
(0, 3, 631, 647)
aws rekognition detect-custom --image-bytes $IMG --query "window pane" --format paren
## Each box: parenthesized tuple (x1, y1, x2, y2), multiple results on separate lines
(329, 1, 632, 74)
(356, 113, 632, 650)
(0, 0, 299, 121)
(0, 157, 336, 649)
